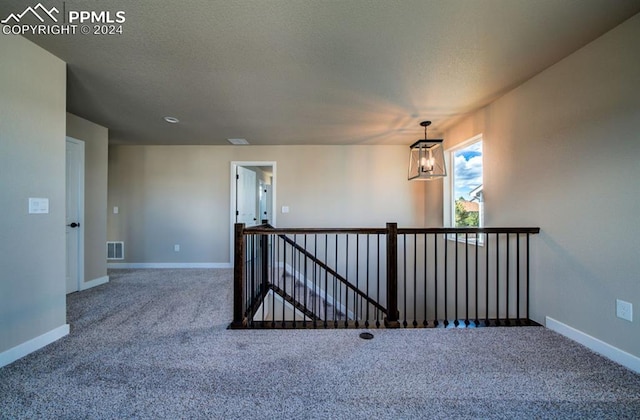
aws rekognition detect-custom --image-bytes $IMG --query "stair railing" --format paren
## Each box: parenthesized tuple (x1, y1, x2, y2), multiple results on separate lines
(231, 223, 540, 329)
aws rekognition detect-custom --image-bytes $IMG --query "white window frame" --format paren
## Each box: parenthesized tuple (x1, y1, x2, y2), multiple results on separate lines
(443, 134, 484, 244)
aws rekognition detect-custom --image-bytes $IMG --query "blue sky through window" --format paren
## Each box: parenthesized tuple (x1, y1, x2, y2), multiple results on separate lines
(453, 141, 482, 201)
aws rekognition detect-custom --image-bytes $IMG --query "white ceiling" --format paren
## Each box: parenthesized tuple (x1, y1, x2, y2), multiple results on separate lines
(3, 0, 639, 145)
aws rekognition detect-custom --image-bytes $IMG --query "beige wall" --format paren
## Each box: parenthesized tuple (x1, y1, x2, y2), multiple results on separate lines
(66, 113, 109, 283)
(443, 14, 640, 357)
(108, 145, 426, 264)
(0, 35, 67, 354)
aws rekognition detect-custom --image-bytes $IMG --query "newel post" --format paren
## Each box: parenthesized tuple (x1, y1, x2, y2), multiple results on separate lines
(231, 223, 246, 329)
(385, 222, 400, 328)
(260, 219, 270, 295)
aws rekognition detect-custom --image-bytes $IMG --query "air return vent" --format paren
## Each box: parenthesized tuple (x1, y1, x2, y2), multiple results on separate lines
(107, 242, 124, 260)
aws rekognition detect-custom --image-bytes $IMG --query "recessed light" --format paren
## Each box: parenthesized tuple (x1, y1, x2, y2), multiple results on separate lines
(228, 138, 249, 145)
(163, 116, 179, 124)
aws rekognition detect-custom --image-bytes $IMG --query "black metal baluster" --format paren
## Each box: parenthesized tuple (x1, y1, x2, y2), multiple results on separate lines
(444, 233, 449, 327)
(263, 234, 268, 323)
(244, 234, 248, 326)
(465, 233, 469, 326)
(257, 234, 262, 309)
(303, 234, 309, 327)
(297, 235, 302, 327)
(474, 231, 479, 326)
(282, 235, 287, 328)
(313, 234, 318, 328)
(423, 233, 428, 327)
(485, 233, 489, 326)
(245, 234, 249, 321)
(344, 235, 349, 328)
(434, 233, 439, 327)
(324, 234, 329, 329)
(526, 233, 531, 325)
(416, 233, 418, 328)
(506, 233, 510, 326)
(365, 235, 370, 328)
(353, 234, 360, 328)
(334, 234, 338, 328)
(495, 233, 500, 326)
(269, 233, 275, 324)
(246, 235, 250, 324)
(251, 234, 256, 324)
(516, 233, 521, 325)
(454, 232, 459, 327)
(252, 235, 258, 326)
(271, 236, 278, 328)
(403, 234, 408, 327)
(376, 234, 381, 328)
(293, 234, 298, 328)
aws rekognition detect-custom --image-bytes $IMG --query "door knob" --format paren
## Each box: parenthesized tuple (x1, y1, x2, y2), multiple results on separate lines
(67, 222, 80, 228)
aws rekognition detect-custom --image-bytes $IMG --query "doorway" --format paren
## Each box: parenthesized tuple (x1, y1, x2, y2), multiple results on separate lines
(230, 161, 276, 263)
(66, 137, 84, 294)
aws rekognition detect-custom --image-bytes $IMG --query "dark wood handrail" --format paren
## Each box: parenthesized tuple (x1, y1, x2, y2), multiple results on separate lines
(398, 227, 540, 234)
(245, 224, 388, 314)
(245, 226, 386, 235)
(245, 226, 539, 235)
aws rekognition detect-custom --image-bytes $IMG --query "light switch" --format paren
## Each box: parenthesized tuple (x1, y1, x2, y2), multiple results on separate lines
(29, 198, 49, 214)
(113, 206, 119, 214)
(281, 206, 289, 214)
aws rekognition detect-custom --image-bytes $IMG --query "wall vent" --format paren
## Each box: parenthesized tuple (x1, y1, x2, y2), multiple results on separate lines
(107, 241, 124, 260)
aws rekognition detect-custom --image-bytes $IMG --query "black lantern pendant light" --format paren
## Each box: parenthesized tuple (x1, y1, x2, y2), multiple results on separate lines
(408, 121, 446, 180)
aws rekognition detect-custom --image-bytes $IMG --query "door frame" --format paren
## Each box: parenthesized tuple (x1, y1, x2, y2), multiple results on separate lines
(230, 161, 277, 265)
(66, 136, 85, 293)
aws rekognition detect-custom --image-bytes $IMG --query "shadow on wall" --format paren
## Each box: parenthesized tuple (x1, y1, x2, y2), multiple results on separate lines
(536, 231, 602, 321)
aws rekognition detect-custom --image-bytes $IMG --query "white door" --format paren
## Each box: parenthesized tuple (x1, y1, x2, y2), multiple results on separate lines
(66, 138, 84, 294)
(236, 166, 258, 226)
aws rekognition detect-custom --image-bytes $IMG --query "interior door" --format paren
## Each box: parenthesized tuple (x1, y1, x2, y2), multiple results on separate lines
(259, 181, 272, 224)
(66, 138, 84, 293)
(236, 166, 258, 227)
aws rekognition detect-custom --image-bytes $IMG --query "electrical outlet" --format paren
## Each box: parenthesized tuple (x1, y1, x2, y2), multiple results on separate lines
(616, 299, 633, 322)
(174, 244, 180, 252)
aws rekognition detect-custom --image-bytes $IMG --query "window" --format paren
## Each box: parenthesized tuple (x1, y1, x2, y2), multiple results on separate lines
(444, 135, 483, 234)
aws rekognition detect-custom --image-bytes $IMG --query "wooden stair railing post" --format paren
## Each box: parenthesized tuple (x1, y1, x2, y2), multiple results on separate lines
(231, 223, 246, 329)
(385, 222, 400, 328)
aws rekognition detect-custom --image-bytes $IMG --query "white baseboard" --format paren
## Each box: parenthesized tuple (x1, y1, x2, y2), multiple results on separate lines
(107, 262, 232, 269)
(0, 324, 69, 368)
(80, 275, 109, 291)
(546, 316, 640, 374)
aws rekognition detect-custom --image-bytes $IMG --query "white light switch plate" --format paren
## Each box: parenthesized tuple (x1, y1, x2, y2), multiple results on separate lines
(28, 198, 49, 214)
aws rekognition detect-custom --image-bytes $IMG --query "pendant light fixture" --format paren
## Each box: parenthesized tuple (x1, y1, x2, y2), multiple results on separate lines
(408, 121, 446, 181)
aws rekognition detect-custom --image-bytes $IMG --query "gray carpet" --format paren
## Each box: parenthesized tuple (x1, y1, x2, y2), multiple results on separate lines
(1, 269, 639, 419)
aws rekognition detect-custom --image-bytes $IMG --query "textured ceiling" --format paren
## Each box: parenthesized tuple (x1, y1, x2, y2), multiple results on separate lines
(2, 0, 639, 145)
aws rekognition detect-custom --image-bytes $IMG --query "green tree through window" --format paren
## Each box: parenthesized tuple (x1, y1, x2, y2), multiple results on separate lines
(455, 198, 480, 227)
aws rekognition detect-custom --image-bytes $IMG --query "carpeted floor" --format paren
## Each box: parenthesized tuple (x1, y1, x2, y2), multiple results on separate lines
(1, 268, 639, 419)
